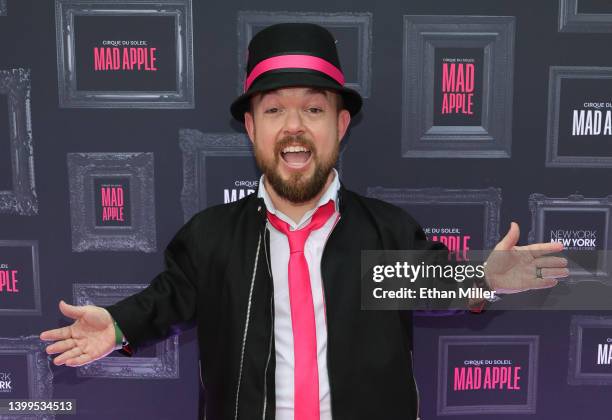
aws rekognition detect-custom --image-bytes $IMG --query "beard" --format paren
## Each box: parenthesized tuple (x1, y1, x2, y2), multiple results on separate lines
(254, 134, 339, 204)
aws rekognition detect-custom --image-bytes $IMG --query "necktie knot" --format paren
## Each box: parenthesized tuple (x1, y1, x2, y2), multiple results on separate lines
(266, 200, 335, 253)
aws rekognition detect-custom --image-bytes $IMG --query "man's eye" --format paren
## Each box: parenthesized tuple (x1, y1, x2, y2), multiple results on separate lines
(308, 107, 323, 113)
(264, 107, 279, 114)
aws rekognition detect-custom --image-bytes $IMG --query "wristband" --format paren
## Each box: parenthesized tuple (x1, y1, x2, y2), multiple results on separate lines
(113, 320, 124, 348)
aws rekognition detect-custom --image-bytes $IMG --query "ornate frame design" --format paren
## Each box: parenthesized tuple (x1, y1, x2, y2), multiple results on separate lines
(55, 0, 194, 108)
(67, 152, 156, 252)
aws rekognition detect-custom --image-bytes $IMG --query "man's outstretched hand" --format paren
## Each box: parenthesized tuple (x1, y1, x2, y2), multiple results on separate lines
(39, 300, 116, 367)
(484, 222, 570, 294)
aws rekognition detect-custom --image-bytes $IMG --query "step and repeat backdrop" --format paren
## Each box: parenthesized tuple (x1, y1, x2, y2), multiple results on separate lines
(1, 0, 612, 419)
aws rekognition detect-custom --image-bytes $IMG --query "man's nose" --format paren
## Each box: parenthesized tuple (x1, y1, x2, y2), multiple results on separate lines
(282, 108, 305, 135)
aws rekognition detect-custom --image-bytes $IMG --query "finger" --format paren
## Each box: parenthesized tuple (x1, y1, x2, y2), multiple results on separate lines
(521, 241, 564, 258)
(540, 267, 570, 279)
(533, 256, 568, 269)
(66, 353, 93, 367)
(59, 300, 86, 320)
(518, 275, 560, 289)
(40, 326, 72, 341)
(53, 346, 82, 366)
(495, 222, 520, 251)
(45, 338, 76, 355)
(529, 278, 558, 290)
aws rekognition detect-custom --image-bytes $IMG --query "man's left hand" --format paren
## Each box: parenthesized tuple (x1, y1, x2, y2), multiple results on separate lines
(483, 222, 570, 294)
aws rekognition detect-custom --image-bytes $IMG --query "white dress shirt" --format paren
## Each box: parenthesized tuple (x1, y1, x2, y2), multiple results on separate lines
(257, 168, 340, 420)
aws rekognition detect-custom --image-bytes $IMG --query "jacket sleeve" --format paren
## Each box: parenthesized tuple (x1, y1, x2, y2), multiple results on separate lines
(104, 216, 200, 355)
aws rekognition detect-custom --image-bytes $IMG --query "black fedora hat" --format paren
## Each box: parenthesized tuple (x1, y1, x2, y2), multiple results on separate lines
(230, 22, 363, 123)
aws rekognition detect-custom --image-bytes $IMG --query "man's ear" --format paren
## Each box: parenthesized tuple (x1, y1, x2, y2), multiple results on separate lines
(244, 111, 255, 144)
(337, 109, 351, 143)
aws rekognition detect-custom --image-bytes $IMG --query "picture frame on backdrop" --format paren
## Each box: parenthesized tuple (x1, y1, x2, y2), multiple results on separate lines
(237, 10, 372, 98)
(0, 336, 54, 405)
(559, 0, 612, 33)
(0, 240, 41, 316)
(73, 284, 179, 379)
(67, 152, 157, 253)
(179, 130, 260, 222)
(0, 68, 38, 216)
(546, 67, 612, 168)
(437, 335, 539, 415)
(179, 129, 346, 222)
(402, 15, 515, 158)
(568, 315, 612, 385)
(366, 187, 501, 251)
(528, 193, 612, 284)
(55, 0, 195, 108)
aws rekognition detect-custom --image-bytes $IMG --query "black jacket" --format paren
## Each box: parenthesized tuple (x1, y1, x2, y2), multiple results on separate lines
(106, 183, 453, 420)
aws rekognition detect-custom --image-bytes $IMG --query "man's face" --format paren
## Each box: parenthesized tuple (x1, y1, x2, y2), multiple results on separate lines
(244, 87, 350, 204)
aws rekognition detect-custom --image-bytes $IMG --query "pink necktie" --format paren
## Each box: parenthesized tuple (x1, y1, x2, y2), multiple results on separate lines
(266, 199, 336, 420)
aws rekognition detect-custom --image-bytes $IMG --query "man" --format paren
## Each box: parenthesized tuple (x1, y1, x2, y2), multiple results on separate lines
(40, 23, 568, 419)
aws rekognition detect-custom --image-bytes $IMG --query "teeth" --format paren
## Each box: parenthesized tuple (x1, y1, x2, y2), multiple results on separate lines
(282, 146, 309, 153)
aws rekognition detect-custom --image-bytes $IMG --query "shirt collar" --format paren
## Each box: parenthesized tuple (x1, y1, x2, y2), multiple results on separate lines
(257, 168, 340, 231)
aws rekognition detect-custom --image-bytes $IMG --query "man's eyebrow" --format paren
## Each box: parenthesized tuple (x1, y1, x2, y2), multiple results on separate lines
(258, 90, 277, 102)
(305, 87, 328, 97)
(256, 88, 328, 104)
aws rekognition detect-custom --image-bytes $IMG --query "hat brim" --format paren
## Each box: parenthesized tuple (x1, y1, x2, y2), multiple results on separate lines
(230, 70, 362, 123)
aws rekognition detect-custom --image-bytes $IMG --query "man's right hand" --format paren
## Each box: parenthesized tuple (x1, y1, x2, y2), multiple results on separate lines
(39, 300, 117, 367)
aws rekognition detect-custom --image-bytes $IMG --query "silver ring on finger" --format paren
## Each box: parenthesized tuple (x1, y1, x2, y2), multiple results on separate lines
(536, 267, 543, 279)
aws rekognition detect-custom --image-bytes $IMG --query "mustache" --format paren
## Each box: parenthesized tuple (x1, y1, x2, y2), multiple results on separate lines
(274, 135, 316, 155)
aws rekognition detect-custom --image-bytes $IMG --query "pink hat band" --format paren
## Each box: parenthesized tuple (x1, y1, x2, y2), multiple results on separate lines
(243, 54, 345, 93)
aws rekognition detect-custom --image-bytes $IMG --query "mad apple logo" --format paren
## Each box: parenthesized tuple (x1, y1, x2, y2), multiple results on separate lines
(550, 229, 597, 250)
(598, 338, 612, 365)
(224, 180, 258, 204)
(0, 263, 19, 294)
(440, 337, 536, 414)
(100, 185, 126, 221)
(572, 102, 612, 136)
(0, 372, 12, 393)
(94, 40, 158, 72)
(424, 227, 471, 261)
(433, 48, 483, 127)
(440, 57, 476, 117)
(94, 178, 131, 227)
(453, 359, 522, 391)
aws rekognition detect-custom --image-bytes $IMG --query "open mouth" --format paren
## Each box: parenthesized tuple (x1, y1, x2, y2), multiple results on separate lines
(280, 145, 312, 168)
